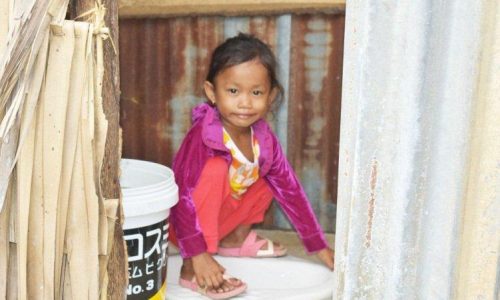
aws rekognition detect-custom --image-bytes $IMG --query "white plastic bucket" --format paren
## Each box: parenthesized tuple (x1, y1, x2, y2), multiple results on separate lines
(120, 159, 178, 300)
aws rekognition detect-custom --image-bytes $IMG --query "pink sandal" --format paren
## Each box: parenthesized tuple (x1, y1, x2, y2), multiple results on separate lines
(178, 274, 247, 299)
(217, 230, 287, 258)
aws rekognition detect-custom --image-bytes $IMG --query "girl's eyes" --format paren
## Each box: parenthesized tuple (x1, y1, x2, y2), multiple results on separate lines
(226, 89, 264, 96)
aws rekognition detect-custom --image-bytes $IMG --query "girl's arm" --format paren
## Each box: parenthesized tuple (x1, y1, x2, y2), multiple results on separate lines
(317, 248, 334, 270)
(264, 133, 330, 254)
(171, 125, 209, 258)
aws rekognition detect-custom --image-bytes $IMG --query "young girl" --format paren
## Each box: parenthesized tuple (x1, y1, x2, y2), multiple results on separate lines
(170, 33, 334, 299)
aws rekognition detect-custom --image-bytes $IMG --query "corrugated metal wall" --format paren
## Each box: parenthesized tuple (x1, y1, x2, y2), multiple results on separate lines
(119, 13, 344, 232)
(334, 0, 500, 298)
(120, 14, 344, 232)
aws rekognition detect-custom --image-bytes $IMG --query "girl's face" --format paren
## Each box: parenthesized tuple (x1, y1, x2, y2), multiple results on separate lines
(204, 59, 277, 135)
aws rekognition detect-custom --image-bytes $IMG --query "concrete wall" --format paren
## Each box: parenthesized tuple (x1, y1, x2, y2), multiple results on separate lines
(334, 0, 499, 298)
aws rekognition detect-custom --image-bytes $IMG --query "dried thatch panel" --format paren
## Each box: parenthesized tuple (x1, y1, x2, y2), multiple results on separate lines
(0, 1, 9, 54)
(0, 0, 69, 209)
(0, 1, 123, 299)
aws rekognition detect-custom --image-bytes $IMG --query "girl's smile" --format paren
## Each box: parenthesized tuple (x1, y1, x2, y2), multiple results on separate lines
(204, 59, 277, 137)
(234, 113, 256, 119)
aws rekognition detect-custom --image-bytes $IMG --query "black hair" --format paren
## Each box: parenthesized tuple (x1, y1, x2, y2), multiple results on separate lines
(206, 33, 284, 113)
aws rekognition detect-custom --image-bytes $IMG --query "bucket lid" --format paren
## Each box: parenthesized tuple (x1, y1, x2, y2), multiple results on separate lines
(120, 159, 178, 218)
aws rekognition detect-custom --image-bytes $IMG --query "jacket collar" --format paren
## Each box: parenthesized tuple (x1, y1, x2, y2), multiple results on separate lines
(193, 103, 226, 151)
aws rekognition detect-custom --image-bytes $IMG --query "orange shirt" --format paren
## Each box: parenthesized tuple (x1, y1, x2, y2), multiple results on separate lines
(223, 128, 260, 199)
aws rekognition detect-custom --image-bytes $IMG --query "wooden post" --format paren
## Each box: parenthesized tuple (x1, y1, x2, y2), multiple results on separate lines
(99, 1, 127, 299)
(70, 1, 126, 299)
(118, 0, 346, 17)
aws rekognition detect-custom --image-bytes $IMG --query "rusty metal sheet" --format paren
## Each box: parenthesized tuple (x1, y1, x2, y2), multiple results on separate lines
(119, 13, 344, 232)
(286, 14, 344, 230)
(120, 17, 224, 167)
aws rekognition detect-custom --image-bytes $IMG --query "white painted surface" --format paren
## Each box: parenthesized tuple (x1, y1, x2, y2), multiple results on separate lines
(166, 255, 333, 300)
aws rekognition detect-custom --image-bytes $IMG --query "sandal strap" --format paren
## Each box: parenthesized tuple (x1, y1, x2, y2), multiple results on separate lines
(179, 277, 208, 295)
(256, 239, 275, 257)
(197, 284, 208, 294)
(240, 231, 267, 256)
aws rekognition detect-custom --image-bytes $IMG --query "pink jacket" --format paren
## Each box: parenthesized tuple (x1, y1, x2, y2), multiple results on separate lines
(171, 103, 328, 258)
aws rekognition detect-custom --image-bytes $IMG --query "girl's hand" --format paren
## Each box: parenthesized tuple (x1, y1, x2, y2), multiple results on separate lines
(316, 247, 335, 270)
(191, 252, 226, 290)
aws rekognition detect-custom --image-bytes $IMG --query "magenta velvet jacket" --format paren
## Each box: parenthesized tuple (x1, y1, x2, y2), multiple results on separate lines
(171, 103, 328, 258)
